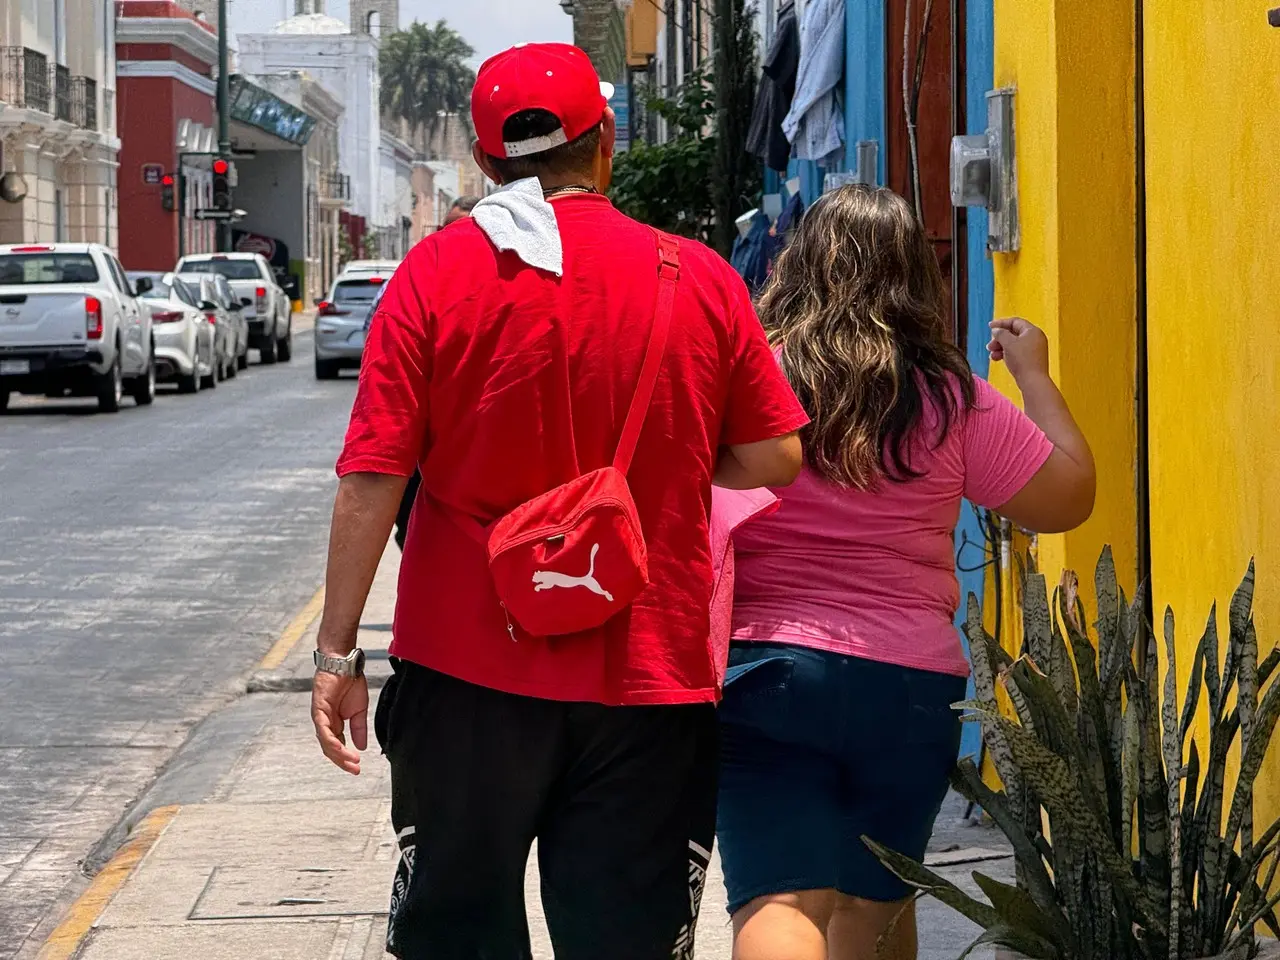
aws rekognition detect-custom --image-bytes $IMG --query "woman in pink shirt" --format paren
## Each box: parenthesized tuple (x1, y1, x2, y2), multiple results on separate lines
(716, 185, 1095, 960)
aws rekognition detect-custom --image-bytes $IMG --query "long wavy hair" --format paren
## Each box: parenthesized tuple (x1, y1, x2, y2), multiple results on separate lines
(758, 184, 975, 489)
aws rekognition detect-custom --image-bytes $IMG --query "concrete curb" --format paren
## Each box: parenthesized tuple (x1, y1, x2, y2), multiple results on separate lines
(246, 673, 389, 694)
(36, 806, 180, 960)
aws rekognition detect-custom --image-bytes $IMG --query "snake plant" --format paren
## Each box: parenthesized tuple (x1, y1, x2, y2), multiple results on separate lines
(866, 547, 1280, 960)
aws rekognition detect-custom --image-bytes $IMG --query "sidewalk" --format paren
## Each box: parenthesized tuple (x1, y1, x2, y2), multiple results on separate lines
(49, 545, 1012, 959)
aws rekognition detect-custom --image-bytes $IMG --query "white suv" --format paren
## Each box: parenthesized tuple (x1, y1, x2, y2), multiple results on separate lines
(174, 252, 292, 364)
(0, 243, 156, 413)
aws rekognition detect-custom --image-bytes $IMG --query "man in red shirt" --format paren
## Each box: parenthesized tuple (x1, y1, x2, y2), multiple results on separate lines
(311, 43, 807, 959)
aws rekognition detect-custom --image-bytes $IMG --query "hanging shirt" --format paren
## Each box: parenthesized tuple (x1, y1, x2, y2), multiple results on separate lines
(746, 0, 801, 172)
(729, 210, 772, 294)
(782, 0, 846, 166)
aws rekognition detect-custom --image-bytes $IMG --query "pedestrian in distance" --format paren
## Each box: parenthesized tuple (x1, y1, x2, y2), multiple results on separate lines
(392, 194, 482, 553)
(311, 42, 808, 960)
(713, 184, 1096, 960)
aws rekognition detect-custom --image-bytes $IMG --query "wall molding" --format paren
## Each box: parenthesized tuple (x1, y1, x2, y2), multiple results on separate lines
(116, 60, 217, 98)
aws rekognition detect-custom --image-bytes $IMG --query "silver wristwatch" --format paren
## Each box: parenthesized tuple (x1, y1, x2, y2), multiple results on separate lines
(314, 648, 366, 678)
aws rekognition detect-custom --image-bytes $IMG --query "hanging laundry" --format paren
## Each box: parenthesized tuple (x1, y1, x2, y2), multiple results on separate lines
(782, 0, 846, 166)
(765, 191, 807, 276)
(730, 210, 773, 294)
(746, 0, 801, 172)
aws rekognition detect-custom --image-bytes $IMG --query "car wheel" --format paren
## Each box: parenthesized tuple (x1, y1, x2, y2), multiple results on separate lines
(277, 322, 292, 362)
(259, 331, 278, 364)
(226, 354, 238, 379)
(129, 350, 156, 406)
(237, 351, 248, 371)
(95, 351, 123, 413)
(178, 368, 199, 394)
(315, 356, 340, 380)
(201, 362, 217, 390)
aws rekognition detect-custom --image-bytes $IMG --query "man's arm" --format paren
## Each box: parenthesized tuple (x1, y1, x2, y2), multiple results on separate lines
(713, 433, 804, 489)
(311, 473, 407, 775)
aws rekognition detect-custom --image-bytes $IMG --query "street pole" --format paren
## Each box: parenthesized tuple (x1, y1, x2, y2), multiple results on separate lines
(217, 0, 231, 252)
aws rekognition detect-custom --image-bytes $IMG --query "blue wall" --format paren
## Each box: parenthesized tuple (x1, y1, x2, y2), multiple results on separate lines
(845, 0, 887, 186)
(954, 0, 995, 762)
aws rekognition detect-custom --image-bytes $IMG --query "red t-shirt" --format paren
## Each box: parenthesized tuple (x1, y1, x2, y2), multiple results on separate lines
(336, 194, 808, 706)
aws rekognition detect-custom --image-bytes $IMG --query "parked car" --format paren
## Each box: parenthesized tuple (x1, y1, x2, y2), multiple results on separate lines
(210, 274, 249, 375)
(314, 270, 393, 380)
(176, 273, 234, 389)
(174, 252, 291, 364)
(339, 259, 401, 279)
(0, 243, 155, 413)
(128, 271, 216, 394)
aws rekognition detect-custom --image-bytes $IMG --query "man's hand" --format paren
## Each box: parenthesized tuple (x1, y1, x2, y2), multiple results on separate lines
(312, 670, 369, 775)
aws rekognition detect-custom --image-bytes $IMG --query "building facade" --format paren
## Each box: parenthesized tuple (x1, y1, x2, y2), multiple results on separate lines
(351, 0, 398, 39)
(237, 11, 380, 258)
(115, 0, 219, 270)
(0, 0, 120, 246)
(247, 70, 344, 305)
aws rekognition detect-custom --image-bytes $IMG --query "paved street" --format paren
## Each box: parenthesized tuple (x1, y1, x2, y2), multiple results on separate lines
(0, 323, 358, 958)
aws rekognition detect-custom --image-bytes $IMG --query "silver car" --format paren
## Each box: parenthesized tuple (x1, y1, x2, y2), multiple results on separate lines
(314, 271, 392, 380)
(210, 274, 250, 375)
(129, 272, 216, 393)
(176, 274, 236, 389)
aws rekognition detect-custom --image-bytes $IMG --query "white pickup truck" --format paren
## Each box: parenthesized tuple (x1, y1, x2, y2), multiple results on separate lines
(0, 243, 156, 413)
(174, 252, 292, 363)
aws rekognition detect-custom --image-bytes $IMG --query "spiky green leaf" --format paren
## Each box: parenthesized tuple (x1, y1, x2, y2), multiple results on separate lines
(951, 758, 1062, 929)
(861, 836, 1002, 930)
(973, 871, 1068, 947)
(955, 923, 1063, 960)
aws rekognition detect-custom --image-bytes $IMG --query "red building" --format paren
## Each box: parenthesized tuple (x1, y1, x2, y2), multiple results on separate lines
(115, 1, 219, 271)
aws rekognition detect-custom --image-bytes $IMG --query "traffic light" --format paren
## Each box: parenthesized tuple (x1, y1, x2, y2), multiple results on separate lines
(212, 157, 232, 211)
(160, 174, 176, 212)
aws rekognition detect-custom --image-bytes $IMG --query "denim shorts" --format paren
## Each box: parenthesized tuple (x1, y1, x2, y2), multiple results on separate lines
(716, 642, 966, 914)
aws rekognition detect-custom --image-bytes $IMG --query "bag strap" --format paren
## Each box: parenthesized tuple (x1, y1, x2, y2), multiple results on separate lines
(613, 232, 680, 474)
(442, 231, 679, 544)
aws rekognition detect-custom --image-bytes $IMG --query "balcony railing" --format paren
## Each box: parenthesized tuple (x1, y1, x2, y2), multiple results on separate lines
(71, 76, 97, 129)
(320, 169, 350, 202)
(0, 47, 51, 112)
(53, 64, 71, 122)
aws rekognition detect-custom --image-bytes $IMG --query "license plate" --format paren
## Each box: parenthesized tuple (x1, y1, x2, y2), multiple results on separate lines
(0, 359, 30, 375)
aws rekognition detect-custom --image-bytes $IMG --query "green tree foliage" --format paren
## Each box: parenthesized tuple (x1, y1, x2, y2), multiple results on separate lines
(610, 70, 717, 245)
(711, 0, 762, 257)
(380, 20, 476, 150)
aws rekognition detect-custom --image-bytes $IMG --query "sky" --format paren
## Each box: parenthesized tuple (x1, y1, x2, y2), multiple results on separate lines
(226, 0, 574, 67)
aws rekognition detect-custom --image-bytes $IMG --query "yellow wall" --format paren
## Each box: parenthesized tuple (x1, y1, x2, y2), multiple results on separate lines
(989, 0, 1139, 604)
(1143, 1, 1280, 818)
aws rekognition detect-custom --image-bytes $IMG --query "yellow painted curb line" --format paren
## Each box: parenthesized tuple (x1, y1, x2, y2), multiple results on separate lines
(37, 805, 181, 960)
(258, 585, 326, 671)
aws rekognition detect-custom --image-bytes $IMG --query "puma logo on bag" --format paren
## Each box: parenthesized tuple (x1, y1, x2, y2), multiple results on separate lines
(531, 543, 614, 602)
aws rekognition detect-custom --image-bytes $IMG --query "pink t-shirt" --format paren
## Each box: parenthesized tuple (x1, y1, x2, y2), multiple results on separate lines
(725, 375, 1053, 678)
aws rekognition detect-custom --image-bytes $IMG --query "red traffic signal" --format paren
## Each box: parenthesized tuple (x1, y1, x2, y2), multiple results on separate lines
(161, 174, 175, 187)
(161, 172, 176, 212)
(212, 158, 230, 175)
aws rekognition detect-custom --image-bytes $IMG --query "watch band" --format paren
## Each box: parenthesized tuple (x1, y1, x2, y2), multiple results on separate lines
(313, 648, 366, 678)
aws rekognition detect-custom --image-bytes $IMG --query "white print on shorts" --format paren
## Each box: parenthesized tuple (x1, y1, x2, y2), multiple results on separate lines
(386, 825, 416, 952)
(672, 839, 712, 959)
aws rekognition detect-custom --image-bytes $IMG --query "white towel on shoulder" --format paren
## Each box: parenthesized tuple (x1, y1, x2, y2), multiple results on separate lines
(470, 177, 563, 276)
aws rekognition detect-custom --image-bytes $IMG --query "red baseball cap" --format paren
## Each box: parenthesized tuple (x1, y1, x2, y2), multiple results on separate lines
(472, 43, 614, 160)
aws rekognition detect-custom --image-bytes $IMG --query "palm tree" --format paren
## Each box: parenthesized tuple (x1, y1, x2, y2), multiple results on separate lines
(380, 20, 476, 155)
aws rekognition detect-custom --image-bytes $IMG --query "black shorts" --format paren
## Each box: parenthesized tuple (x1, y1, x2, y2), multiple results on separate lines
(374, 659, 718, 960)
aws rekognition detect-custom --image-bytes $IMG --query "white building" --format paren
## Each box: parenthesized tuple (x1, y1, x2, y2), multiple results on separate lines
(375, 128, 414, 259)
(0, 0, 120, 245)
(236, 11, 380, 238)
